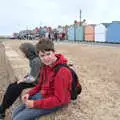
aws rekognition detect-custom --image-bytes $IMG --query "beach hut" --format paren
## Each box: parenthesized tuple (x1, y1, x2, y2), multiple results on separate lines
(106, 21, 120, 43)
(76, 26, 84, 41)
(84, 24, 95, 42)
(95, 23, 108, 42)
(67, 26, 74, 41)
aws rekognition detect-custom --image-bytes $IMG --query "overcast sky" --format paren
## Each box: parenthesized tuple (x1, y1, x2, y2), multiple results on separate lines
(0, 0, 120, 35)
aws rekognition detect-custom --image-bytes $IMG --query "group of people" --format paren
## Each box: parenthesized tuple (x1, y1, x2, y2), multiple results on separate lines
(45, 32, 58, 41)
(0, 39, 74, 120)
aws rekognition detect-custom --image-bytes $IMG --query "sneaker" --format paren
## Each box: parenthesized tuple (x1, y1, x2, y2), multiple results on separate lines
(0, 113, 5, 120)
(0, 105, 5, 120)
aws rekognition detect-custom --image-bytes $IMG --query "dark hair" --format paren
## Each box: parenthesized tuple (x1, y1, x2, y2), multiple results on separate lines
(19, 43, 38, 59)
(36, 39, 54, 53)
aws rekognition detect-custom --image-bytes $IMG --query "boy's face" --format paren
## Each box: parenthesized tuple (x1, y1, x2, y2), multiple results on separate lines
(39, 50, 55, 65)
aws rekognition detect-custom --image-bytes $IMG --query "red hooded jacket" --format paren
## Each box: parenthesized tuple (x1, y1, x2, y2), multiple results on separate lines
(28, 54, 72, 109)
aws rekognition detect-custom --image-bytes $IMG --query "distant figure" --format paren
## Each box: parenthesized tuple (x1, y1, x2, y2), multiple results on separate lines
(48, 33, 51, 39)
(62, 33, 65, 40)
(0, 43, 42, 119)
(54, 32, 58, 41)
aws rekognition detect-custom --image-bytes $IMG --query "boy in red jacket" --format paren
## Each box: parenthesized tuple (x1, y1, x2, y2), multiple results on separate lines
(12, 39, 72, 120)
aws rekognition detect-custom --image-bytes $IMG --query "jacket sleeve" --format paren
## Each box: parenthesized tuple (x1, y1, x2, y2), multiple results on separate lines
(33, 67, 72, 109)
(27, 67, 44, 96)
(29, 58, 41, 83)
(27, 76, 42, 96)
(27, 84, 41, 96)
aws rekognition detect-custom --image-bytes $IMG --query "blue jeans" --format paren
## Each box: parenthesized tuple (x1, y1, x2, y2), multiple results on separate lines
(12, 93, 60, 120)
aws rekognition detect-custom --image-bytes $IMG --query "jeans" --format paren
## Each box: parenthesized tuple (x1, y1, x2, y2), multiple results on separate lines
(12, 93, 60, 120)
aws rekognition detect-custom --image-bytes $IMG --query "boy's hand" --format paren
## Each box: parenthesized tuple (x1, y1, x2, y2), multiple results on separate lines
(22, 94, 29, 103)
(25, 100, 34, 108)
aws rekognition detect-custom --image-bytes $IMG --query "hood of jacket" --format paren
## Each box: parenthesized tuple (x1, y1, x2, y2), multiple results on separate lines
(20, 43, 38, 60)
(52, 54, 68, 68)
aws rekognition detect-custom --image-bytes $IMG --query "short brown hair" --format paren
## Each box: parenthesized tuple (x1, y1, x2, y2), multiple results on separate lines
(36, 39, 54, 53)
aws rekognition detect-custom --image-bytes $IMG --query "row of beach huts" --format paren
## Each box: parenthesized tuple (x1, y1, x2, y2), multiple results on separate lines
(67, 21, 120, 43)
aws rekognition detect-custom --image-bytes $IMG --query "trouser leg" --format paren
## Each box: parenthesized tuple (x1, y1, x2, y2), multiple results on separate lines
(12, 93, 60, 120)
(1, 82, 34, 111)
